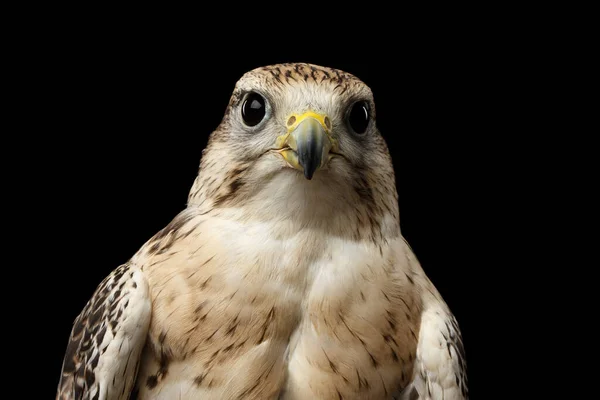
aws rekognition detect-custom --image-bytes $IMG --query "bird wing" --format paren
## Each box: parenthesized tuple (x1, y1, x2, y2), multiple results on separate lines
(397, 304, 468, 400)
(56, 263, 151, 400)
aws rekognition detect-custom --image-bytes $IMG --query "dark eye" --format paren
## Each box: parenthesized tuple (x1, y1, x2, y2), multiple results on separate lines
(241, 92, 266, 126)
(347, 101, 370, 134)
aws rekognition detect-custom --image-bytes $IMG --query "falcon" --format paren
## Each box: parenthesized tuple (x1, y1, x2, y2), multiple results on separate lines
(57, 63, 468, 399)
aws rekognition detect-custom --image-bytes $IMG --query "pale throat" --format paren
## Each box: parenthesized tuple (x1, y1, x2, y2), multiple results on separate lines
(228, 175, 397, 242)
(187, 148, 400, 242)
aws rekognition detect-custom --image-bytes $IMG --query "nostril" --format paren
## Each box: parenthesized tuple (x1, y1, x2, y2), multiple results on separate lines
(287, 116, 296, 126)
(324, 116, 331, 130)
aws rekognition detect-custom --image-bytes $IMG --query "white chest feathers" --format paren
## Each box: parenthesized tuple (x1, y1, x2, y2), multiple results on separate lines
(135, 214, 420, 399)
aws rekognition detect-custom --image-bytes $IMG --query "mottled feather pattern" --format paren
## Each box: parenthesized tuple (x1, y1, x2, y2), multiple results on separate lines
(396, 309, 468, 400)
(58, 63, 467, 399)
(57, 264, 151, 399)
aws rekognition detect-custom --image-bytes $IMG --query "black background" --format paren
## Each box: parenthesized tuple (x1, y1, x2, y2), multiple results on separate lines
(30, 18, 531, 398)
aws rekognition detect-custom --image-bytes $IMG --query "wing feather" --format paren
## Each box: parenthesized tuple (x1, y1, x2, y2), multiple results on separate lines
(57, 263, 151, 400)
(398, 306, 468, 400)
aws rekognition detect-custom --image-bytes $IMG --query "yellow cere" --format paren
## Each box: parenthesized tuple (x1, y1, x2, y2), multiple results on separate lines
(275, 111, 338, 153)
(286, 111, 331, 134)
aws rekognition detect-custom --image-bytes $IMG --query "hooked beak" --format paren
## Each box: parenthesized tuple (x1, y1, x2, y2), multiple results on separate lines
(275, 111, 337, 180)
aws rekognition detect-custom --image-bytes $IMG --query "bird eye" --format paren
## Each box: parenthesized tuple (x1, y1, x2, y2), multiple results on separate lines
(347, 101, 370, 135)
(241, 92, 266, 127)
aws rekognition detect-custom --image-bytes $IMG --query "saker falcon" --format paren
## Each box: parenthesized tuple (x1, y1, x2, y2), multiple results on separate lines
(57, 63, 468, 399)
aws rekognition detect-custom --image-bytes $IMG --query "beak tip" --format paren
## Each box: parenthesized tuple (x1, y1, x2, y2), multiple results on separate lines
(288, 116, 329, 181)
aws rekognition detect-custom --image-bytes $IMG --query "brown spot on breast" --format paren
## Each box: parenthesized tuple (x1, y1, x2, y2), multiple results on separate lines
(256, 306, 276, 344)
(222, 343, 234, 353)
(383, 334, 398, 347)
(368, 352, 379, 368)
(322, 349, 339, 373)
(194, 301, 207, 314)
(199, 276, 212, 290)
(194, 372, 208, 387)
(205, 329, 219, 342)
(225, 320, 238, 336)
(146, 375, 158, 389)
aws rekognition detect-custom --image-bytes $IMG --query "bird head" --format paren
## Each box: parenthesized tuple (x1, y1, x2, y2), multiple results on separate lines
(189, 63, 399, 241)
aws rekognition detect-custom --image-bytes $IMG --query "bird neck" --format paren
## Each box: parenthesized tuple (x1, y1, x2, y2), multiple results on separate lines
(187, 159, 401, 244)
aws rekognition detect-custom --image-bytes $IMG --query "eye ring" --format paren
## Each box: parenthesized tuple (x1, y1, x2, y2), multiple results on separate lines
(347, 100, 371, 135)
(241, 92, 268, 127)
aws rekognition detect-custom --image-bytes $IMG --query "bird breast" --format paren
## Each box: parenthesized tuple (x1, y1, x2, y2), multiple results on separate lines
(134, 210, 420, 399)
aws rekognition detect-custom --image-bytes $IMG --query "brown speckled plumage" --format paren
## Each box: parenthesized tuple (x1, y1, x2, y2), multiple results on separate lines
(57, 63, 467, 399)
